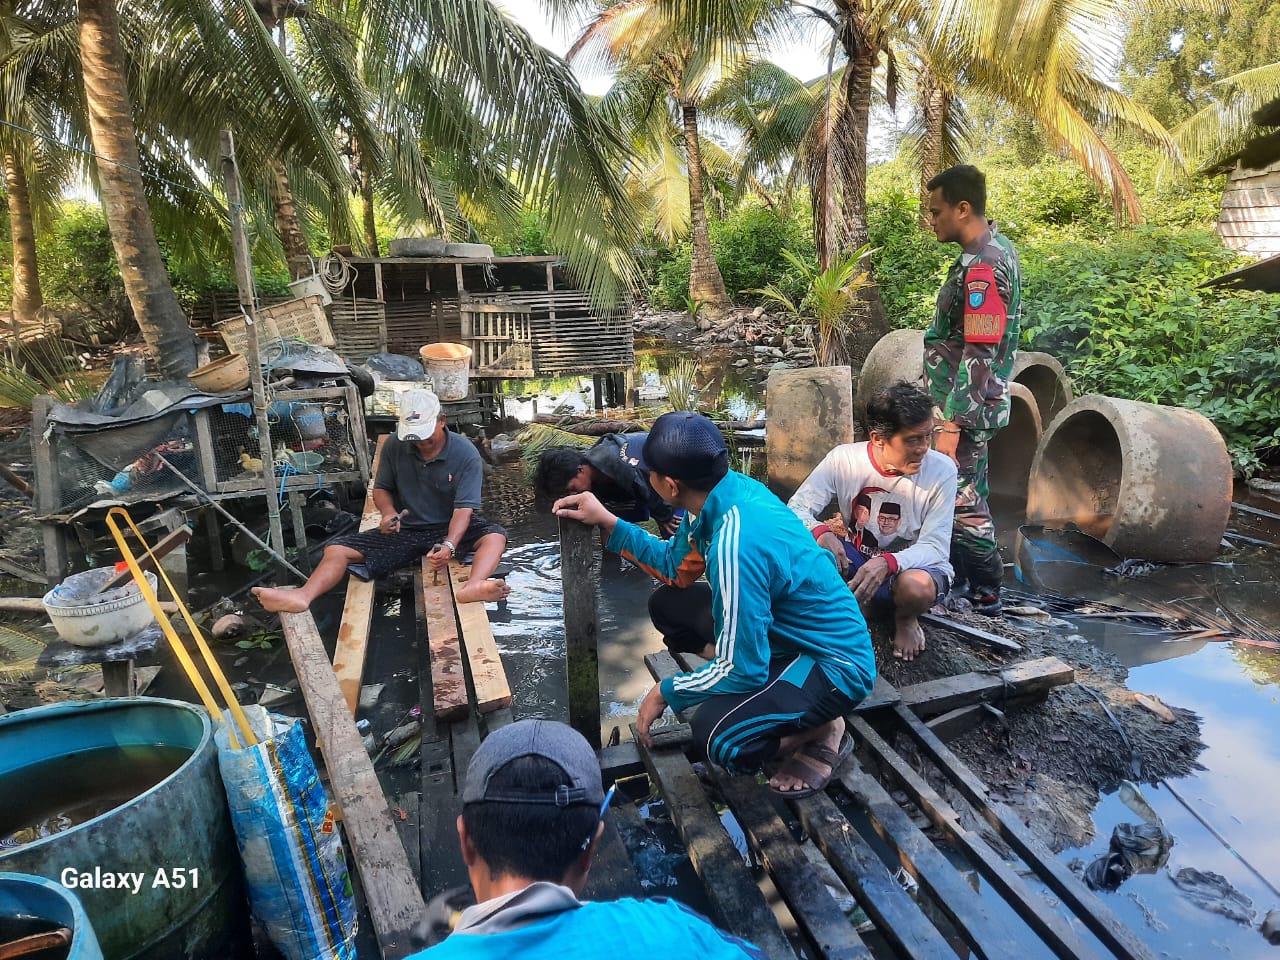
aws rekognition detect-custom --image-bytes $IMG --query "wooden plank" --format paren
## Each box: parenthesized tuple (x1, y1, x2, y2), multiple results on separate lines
(448, 560, 512, 713)
(851, 716, 1104, 960)
(792, 791, 956, 960)
(924, 704, 987, 741)
(278, 610, 426, 959)
(898, 656, 1075, 719)
(853, 675, 901, 712)
(892, 705, 1159, 960)
(334, 435, 388, 716)
(424, 560, 469, 721)
(714, 771, 872, 960)
(836, 762, 1044, 960)
(920, 612, 1023, 653)
(560, 517, 601, 747)
(639, 740, 796, 958)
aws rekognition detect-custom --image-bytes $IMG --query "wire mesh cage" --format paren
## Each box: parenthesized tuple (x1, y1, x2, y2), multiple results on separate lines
(49, 414, 203, 513)
(202, 398, 362, 489)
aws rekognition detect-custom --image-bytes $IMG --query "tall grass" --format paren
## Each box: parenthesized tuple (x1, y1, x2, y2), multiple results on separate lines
(661, 358, 699, 412)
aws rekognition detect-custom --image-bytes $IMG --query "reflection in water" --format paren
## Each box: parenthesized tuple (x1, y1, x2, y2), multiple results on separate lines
(489, 512, 666, 736)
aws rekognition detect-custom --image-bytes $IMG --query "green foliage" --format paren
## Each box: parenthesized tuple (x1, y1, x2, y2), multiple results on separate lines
(661, 357, 700, 412)
(491, 209, 551, 256)
(1019, 226, 1278, 474)
(0, 337, 96, 408)
(1121, 0, 1280, 126)
(866, 189, 949, 330)
(748, 246, 874, 366)
(648, 201, 813, 308)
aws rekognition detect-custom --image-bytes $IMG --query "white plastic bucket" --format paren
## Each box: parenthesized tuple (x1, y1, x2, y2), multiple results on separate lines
(419, 343, 473, 401)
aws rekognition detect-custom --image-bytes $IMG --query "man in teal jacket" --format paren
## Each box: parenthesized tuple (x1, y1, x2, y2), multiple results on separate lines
(554, 412, 876, 797)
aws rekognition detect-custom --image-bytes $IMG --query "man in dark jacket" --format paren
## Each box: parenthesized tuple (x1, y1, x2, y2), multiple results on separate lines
(535, 433, 681, 537)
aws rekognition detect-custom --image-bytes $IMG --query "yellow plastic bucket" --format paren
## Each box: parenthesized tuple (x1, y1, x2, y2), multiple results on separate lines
(419, 342, 473, 401)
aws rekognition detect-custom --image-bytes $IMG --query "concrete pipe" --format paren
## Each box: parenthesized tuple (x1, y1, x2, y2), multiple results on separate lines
(855, 329, 924, 427)
(988, 382, 1042, 505)
(1011, 351, 1073, 427)
(1026, 395, 1231, 562)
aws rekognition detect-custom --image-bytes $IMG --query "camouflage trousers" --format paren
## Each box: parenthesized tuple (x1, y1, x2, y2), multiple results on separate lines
(952, 428, 1002, 592)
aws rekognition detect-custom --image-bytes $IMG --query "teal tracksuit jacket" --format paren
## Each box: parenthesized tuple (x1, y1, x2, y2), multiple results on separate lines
(607, 470, 876, 714)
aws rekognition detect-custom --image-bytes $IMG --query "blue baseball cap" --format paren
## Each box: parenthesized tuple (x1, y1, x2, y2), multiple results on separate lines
(644, 411, 728, 486)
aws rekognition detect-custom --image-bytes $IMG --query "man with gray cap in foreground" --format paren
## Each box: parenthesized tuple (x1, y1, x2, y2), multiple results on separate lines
(408, 718, 764, 958)
(554, 411, 876, 798)
(255, 388, 509, 611)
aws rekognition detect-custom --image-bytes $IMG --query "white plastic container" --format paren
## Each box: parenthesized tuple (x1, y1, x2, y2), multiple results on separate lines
(42, 567, 160, 647)
(419, 342, 473, 401)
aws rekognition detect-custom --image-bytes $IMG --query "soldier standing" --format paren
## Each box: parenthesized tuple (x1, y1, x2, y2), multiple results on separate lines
(922, 165, 1022, 616)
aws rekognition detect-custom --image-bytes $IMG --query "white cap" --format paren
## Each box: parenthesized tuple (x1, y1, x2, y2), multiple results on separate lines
(397, 389, 442, 441)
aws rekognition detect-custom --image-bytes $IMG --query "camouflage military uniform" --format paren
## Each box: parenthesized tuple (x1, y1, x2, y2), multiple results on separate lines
(922, 224, 1022, 596)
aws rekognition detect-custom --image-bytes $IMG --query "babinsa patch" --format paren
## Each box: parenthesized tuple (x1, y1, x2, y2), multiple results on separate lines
(961, 262, 1007, 344)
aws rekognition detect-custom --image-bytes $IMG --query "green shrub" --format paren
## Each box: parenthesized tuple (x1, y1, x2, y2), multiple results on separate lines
(1019, 226, 1277, 474)
(867, 189, 949, 329)
(647, 201, 814, 309)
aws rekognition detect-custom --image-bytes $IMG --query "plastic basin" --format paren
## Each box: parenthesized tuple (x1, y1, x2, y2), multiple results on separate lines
(0, 872, 104, 960)
(42, 569, 159, 648)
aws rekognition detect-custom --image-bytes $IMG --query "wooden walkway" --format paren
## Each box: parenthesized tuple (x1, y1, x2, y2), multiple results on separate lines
(276, 507, 1159, 960)
(622, 650, 1158, 960)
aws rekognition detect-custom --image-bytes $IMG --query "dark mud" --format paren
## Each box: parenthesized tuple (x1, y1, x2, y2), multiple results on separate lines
(870, 611, 1205, 852)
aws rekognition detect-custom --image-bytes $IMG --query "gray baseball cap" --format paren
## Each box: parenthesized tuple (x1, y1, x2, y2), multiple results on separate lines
(462, 718, 604, 807)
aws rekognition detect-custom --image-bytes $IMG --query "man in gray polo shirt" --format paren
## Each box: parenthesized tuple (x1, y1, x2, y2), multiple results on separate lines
(254, 389, 509, 610)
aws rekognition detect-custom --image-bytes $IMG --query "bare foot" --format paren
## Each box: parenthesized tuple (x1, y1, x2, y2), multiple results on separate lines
(251, 586, 312, 614)
(455, 578, 510, 604)
(893, 616, 926, 661)
(769, 718, 844, 794)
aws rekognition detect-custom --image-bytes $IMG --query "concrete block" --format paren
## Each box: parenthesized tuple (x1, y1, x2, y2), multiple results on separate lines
(766, 366, 855, 502)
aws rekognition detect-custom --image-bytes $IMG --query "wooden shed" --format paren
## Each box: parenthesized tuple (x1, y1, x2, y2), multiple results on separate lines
(319, 254, 633, 379)
(1216, 159, 1280, 259)
(1212, 96, 1280, 260)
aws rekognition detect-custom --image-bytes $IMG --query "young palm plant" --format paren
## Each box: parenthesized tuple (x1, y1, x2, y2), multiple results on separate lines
(749, 245, 873, 368)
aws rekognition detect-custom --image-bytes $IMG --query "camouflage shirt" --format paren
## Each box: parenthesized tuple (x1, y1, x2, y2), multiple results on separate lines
(923, 223, 1022, 432)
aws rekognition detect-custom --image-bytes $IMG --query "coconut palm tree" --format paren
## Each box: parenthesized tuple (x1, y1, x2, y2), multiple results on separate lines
(570, 0, 738, 315)
(1169, 62, 1280, 173)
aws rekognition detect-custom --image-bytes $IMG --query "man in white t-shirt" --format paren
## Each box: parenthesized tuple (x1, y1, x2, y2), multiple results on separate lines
(788, 382, 957, 661)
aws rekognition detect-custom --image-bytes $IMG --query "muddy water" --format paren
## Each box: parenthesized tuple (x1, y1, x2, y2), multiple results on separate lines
(0, 744, 190, 848)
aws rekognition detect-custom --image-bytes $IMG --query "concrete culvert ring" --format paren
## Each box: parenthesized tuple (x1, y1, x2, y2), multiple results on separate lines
(1011, 351, 1073, 427)
(988, 382, 1042, 505)
(1026, 395, 1231, 562)
(855, 329, 923, 428)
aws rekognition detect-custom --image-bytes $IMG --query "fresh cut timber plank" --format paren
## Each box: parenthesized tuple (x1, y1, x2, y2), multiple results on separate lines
(448, 560, 512, 713)
(850, 715, 1104, 960)
(333, 435, 388, 716)
(278, 610, 426, 960)
(637, 736, 796, 959)
(898, 656, 1075, 719)
(424, 560, 469, 721)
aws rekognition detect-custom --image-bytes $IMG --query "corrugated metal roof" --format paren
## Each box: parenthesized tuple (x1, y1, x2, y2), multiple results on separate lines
(1200, 252, 1280, 293)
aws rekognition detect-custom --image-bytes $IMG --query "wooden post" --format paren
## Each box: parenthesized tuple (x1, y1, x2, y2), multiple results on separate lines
(219, 130, 287, 576)
(31, 395, 70, 584)
(288, 492, 309, 572)
(558, 517, 601, 747)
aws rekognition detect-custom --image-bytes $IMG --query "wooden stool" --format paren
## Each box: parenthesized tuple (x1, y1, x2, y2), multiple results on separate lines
(37, 625, 163, 697)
